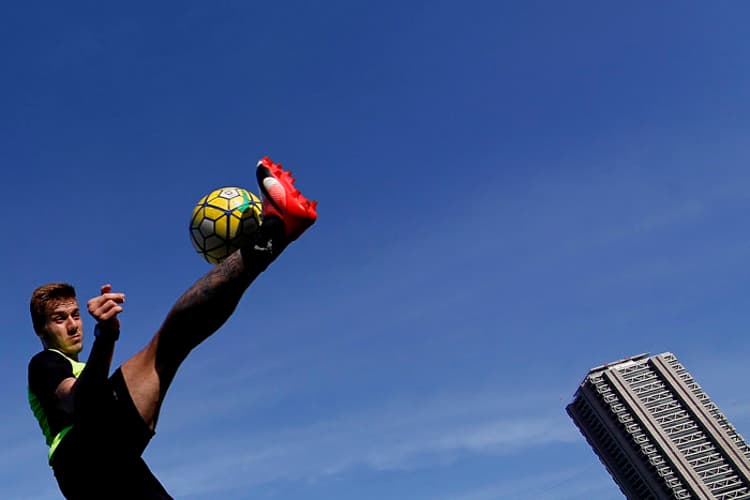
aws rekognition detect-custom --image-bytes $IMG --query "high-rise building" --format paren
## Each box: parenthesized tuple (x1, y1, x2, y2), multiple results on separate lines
(567, 352, 750, 499)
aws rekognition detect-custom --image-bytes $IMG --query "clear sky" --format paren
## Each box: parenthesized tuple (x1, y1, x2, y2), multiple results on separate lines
(3, 2, 750, 499)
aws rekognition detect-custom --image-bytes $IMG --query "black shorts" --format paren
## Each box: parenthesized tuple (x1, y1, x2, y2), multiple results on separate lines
(51, 368, 172, 500)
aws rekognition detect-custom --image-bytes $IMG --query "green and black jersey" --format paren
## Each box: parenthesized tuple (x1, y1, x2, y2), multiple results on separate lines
(28, 349, 85, 463)
(27, 349, 172, 498)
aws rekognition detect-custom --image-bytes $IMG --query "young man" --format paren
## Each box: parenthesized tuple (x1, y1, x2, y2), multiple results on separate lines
(27, 158, 317, 499)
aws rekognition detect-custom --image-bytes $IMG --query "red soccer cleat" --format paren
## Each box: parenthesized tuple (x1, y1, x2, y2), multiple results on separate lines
(256, 157, 318, 242)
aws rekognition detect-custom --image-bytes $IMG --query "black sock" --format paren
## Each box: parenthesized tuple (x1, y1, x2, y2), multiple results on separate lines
(239, 216, 288, 272)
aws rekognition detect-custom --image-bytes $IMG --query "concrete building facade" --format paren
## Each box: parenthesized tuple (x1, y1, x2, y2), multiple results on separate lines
(567, 352, 750, 499)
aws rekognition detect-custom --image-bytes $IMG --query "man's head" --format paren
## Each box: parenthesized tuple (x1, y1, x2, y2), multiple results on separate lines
(30, 283, 84, 357)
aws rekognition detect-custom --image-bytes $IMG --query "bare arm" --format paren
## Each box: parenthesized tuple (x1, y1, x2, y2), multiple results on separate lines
(53, 377, 77, 413)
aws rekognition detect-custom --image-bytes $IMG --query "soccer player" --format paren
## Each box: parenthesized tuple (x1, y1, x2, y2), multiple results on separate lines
(27, 158, 317, 499)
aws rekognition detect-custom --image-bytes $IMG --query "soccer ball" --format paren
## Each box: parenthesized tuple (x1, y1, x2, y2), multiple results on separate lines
(190, 187, 263, 264)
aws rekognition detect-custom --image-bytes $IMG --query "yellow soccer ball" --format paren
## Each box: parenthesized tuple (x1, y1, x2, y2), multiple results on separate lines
(189, 187, 263, 264)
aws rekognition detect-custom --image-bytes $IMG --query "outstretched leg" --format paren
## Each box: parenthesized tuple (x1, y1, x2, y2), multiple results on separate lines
(121, 158, 317, 430)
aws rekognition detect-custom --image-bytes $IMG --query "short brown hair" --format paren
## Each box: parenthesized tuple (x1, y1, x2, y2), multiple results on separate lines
(30, 283, 77, 335)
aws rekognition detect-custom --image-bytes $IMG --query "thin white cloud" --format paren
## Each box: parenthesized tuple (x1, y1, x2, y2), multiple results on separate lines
(632, 199, 705, 234)
(434, 465, 618, 500)
(150, 389, 578, 498)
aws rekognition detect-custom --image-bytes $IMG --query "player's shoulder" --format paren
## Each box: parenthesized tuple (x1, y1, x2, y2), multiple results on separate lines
(28, 349, 69, 371)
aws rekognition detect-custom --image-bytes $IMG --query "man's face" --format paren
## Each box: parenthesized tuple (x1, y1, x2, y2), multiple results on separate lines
(39, 298, 84, 357)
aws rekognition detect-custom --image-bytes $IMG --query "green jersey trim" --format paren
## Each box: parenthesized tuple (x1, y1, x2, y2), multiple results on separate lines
(27, 349, 85, 464)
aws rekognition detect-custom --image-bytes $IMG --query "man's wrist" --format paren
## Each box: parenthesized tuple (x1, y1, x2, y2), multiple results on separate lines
(94, 324, 120, 341)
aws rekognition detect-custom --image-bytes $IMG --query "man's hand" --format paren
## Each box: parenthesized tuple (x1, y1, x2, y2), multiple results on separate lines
(87, 284, 125, 334)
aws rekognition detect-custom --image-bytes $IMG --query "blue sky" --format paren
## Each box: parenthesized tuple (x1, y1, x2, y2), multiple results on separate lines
(3, 2, 750, 499)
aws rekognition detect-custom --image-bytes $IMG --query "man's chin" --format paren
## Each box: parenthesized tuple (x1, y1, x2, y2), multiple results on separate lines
(60, 342, 84, 356)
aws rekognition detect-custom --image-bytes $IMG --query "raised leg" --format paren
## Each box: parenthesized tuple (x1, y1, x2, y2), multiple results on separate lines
(120, 157, 318, 430)
(120, 241, 274, 429)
